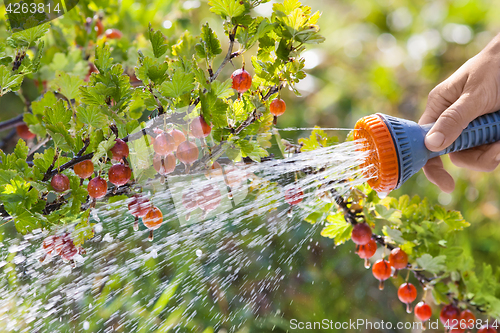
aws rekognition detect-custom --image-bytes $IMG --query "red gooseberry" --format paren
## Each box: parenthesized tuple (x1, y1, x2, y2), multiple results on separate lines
(372, 259, 392, 290)
(176, 141, 199, 165)
(105, 28, 122, 39)
(87, 176, 108, 199)
(51, 173, 70, 192)
(153, 132, 175, 156)
(351, 223, 372, 245)
(398, 283, 417, 313)
(143, 206, 163, 241)
(356, 239, 377, 268)
(231, 69, 252, 93)
(153, 154, 176, 175)
(190, 116, 212, 138)
(170, 129, 186, 150)
(16, 123, 36, 140)
(74, 160, 94, 179)
(270, 98, 286, 117)
(415, 301, 432, 322)
(440, 304, 461, 327)
(128, 195, 151, 231)
(108, 163, 132, 186)
(284, 187, 304, 206)
(110, 138, 129, 161)
(389, 247, 408, 277)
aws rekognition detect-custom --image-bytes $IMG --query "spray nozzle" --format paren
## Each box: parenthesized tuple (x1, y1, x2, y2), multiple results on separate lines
(354, 111, 500, 194)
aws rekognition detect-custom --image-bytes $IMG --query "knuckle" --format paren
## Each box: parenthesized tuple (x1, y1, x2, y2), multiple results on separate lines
(439, 109, 466, 128)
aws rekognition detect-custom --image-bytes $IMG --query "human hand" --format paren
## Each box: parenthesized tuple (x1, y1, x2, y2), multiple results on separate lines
(418, 33, 500, 193)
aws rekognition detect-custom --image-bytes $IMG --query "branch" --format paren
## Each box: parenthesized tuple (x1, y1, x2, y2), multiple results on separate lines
(188, 26, 241, 114)
(0, 114, 24, 132)
(329, 187, 433, 286)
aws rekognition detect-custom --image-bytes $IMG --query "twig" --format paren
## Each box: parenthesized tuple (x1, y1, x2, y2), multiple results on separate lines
(28, 137, 50, 156)
(187, 26, 241, 114)
(0, 115, 24, 132)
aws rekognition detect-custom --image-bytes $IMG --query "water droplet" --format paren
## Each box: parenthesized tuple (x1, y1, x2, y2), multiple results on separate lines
(196, 249, 203, 257)
(83, 321, 89, 330)
(377, 191, 389, 199)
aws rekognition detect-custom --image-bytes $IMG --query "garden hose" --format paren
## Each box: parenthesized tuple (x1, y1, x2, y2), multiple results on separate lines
(354, 111, 500, 194)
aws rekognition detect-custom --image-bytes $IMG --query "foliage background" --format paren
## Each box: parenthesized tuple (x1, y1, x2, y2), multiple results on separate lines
(1, 0, 500, 332)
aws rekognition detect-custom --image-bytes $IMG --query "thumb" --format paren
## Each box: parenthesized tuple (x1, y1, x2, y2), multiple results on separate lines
(425, 93, 479, 152)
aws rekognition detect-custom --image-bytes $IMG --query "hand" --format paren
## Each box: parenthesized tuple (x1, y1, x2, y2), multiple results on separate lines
(418, 33, 500, 193)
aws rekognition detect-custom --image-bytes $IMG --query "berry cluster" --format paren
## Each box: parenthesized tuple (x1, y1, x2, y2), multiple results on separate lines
(231, 68, 287, 122)
(127, 195, 163, 241)
(41, 233, 82, 263)
(350, 222, 496, 330)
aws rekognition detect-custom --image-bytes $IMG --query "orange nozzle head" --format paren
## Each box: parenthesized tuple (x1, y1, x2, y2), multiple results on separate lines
(354, 114, 399, 193)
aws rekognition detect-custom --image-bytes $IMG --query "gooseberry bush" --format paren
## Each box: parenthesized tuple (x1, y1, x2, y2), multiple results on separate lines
(0, 0, 499, 329)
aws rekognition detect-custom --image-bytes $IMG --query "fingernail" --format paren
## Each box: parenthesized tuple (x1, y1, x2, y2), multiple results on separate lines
(426, 132, 445, 149)
(496, 153, 500, 162)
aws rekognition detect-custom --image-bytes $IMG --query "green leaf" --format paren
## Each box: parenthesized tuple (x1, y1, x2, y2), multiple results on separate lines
(321, 212, 353, 246)
(151, 279, 180, 317)
(416, 254, 446, 274)
(0, 65, 23, 95)
(95, 44, 113, 73)
(382, 226, 405, 244)
(159, 70, 195, 98)
(135, 56, 169, 86)
(14, 139, 29, 161)
(237, 140, 268, 162)
(200, 89, 228, 127)
(77, 105, 108, 128)
(32, 91, 58, 115)
(7, 21, 50, 47)
(72, 210, 95, 246)
(53, 71, 84, 101)
(208, 0, 247, 18)
(196, 23, 222, 60)
(92, 134, 117, 164)
(148, 24, 170, 58)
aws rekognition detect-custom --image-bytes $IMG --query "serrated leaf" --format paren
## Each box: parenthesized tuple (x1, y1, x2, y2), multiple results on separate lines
(321, 212, 353, 246)
(148, 24, 170, 58)
(7, 21, 50, 47)
(77, 105, 108, 128)
(32, 91, 58, 115)
(95, 44, 113, 73)
(208, 0, 247, 18)
(416, 254, 446, 275)
(92, 134, 117, 164)
(53, 71, 84, 101)
(200, 89, 228, 127)
(197, 23, 222, 60)
(382, 226, 405, 244)
(0, 65, 23, 95)
(159, 70, 195, 98)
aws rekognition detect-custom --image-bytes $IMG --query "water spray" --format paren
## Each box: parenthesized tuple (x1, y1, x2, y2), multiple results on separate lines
(354, 111, 500, 195)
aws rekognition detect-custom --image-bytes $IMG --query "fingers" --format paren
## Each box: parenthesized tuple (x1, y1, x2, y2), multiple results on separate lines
(424, 93, 480, 152)
(422, 157, 455, 193)
(449, 141, 500, 172)
(419, 71, 468, 126)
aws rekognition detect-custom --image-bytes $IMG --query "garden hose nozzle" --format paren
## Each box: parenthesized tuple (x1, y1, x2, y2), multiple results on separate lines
(353, 111, 500, 194)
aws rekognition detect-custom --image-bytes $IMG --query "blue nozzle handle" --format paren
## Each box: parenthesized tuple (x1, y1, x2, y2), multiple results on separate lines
(426, 110, 500, 158)
(377, 110, 500, 189)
